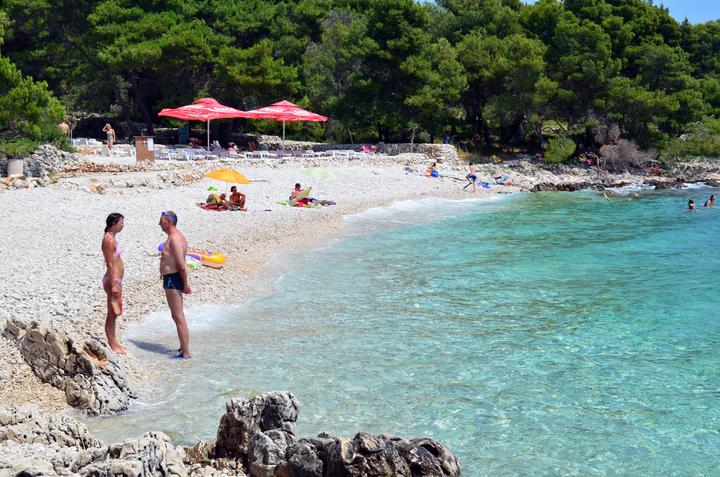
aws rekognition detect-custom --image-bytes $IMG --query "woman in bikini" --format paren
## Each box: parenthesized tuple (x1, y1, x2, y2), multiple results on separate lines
(102, 213, 126, 354)
(102, 123, 116, 149)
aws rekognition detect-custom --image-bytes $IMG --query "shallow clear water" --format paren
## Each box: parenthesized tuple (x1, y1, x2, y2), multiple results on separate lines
(83, 189, 720, 476)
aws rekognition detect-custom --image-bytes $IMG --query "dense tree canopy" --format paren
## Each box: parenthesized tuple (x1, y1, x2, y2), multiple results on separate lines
(2, 0, 720, 158)
(0, 10, 65, 156)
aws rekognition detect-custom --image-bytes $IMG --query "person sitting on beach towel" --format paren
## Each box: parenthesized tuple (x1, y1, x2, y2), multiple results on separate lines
(286, 183, 335, 207)
(290, 183, 311, 206)
(228, 186, 247, 211)
(427, 162, 438, 177)
(201, 193, 226, 210)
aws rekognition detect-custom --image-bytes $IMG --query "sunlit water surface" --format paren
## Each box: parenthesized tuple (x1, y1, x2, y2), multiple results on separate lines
(83, 189, 720, 476)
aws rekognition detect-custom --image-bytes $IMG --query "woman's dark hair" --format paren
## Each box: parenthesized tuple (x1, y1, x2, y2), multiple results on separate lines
(105, 213, 124, 232)
(295, 183, 301, 188)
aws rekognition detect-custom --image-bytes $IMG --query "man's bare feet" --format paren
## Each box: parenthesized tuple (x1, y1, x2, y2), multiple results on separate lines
(110, 344, 127, 355)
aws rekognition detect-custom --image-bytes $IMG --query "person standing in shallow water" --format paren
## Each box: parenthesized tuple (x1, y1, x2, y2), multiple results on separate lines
(102, 213, 126, 355)
(159, 211, 192, 358)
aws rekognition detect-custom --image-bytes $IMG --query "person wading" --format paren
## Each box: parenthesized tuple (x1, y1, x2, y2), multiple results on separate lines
(159, 211, 192, 358)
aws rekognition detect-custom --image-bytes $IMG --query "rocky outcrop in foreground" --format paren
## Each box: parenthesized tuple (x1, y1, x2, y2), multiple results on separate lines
(4, 319, 136, 415)
(0, 392, 461, 477)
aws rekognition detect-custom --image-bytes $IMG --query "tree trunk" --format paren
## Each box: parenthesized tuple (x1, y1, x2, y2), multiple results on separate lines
(131, 75, 155, 135)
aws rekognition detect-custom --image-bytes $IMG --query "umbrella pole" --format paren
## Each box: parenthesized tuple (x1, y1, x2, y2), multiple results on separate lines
(282, 121, 286, 148)
(207, 119, 211, 151)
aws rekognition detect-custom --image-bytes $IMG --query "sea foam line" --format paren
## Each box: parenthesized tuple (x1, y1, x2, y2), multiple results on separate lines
(345, 194, 512, 225)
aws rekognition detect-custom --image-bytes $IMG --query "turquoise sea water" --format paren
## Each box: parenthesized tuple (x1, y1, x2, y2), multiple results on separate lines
(84, 189, 720, 476)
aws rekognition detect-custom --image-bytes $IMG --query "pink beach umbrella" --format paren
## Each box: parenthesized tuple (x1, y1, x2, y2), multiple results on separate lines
(158, 98, 250, 150)
(242, 100, 328, 143)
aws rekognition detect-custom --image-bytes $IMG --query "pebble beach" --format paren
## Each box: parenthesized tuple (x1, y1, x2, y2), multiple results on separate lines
(0, 154, 497, 413)
(4, 150, 720, 475)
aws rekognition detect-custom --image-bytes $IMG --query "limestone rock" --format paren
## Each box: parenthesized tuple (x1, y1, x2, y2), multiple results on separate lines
(0, 394, 461, 477)
(214, 392, 298, 461)
(81, 432, 187, 477)
(26, 144, 82, 177)
(275, 432, 461, 477)
(0, 404, 100, 449)
(247, 430, 293, 477)
(0, 407, 190, 477)
(0, 365, 11, 382)
(4, 318, 136, 414)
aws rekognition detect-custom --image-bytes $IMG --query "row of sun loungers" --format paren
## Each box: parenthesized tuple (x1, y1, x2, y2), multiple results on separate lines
(156, 148, 387, 161)
(72, 139, 136, 158)
(71, 138, 386, 161)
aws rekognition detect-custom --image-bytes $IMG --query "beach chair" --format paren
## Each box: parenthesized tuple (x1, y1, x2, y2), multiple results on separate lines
(213, 149, 231, 159)
(176, 149, 192, 161)
(199, 150, 219, 160)
(110, 145, 131, 157)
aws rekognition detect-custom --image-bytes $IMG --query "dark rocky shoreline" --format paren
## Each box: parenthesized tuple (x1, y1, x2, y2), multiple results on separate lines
(0, 392, 461, 477)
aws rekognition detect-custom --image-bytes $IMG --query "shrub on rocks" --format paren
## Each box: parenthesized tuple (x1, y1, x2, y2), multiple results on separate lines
(544, 135, 577, 164)
(599, 139, 656, 171)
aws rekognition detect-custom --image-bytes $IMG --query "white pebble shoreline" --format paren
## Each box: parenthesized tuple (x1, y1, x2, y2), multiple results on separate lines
(0, 156, 498, 411)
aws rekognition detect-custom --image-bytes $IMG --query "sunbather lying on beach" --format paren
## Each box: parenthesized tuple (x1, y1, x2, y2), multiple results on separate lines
(201, 193, 226, 210)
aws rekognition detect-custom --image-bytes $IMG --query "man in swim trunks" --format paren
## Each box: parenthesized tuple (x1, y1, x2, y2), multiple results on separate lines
(464, 162, 478, 192)
(159, 211, 192, 358)
(228, 186, 247, 210)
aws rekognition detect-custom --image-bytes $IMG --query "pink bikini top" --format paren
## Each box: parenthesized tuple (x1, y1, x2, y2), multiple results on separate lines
(105, 233, 121, 257)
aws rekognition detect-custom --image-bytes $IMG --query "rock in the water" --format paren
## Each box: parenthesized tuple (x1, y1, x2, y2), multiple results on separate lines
(4, 318, 136, 414)
(248, 429, 294, 477)
(215, 391, 298, 462)
(0, 393, 461, 477)
(275, 432, 461, 477)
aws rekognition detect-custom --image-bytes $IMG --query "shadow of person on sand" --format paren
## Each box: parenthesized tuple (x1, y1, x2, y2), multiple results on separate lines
(127, 339, 176, 356)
